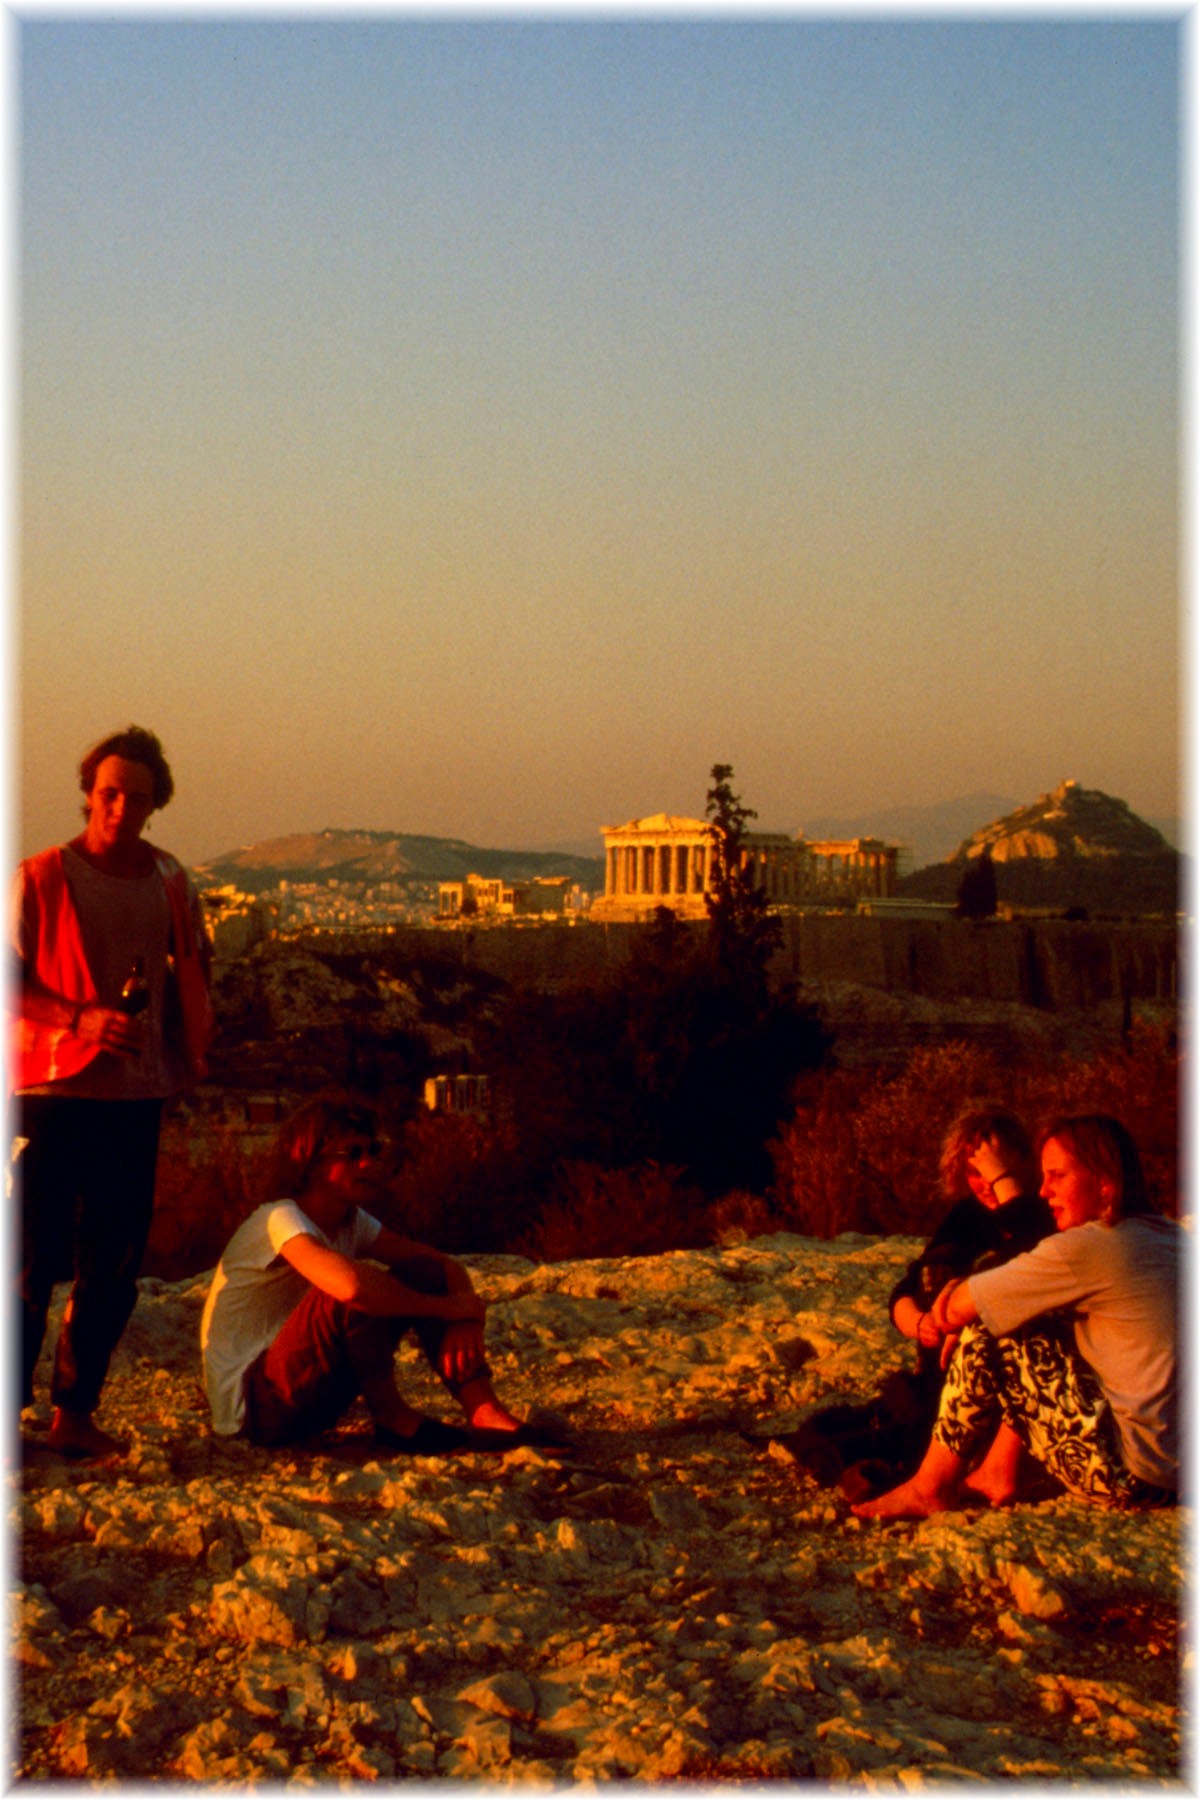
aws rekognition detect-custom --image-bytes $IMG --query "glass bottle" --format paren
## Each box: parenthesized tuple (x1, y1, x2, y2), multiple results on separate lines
(117, 956, 150, 1017)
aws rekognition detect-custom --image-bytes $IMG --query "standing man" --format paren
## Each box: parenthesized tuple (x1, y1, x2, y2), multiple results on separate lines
(12, 725, 213, 1458)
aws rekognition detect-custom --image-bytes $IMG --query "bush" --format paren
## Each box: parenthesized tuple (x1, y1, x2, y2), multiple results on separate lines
(381, 1110, 536, 1255)
(768, 1068, 880, 1239)
(1019, 1019, 1180, 1215)
(149, 1019, 1180, 1272)
(146, 1119, 271, 1279)
(848, 1040, 1009, 1235)
(514, 1161, 707, 1263)
(704, 1188, 783, 1247)
(768, 1019, 1181, 1239)
(481, 937, 832, 1205)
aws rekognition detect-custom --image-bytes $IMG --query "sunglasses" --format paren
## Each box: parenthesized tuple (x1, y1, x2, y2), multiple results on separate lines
(320, 1138, 386, 1165)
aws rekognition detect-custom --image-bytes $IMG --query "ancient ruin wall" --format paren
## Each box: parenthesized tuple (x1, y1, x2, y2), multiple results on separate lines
(775, 915, 1178, 1008)
(379, 916, 1178, 1008)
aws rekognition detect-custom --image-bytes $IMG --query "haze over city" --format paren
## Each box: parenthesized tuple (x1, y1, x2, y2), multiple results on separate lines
(18, 13, 1179, 870)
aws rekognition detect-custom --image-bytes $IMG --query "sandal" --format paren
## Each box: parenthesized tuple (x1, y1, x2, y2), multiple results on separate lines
(374, 1417, 474, 1455)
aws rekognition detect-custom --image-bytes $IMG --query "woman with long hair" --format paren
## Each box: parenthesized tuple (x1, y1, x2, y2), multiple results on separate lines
(887, 1104, 1052, 1371)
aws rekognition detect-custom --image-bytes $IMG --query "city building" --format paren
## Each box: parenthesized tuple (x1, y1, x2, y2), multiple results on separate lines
(200, 884, 277, 959)
(424, 1073, 491, 1116)
(437, 873, 585, 921)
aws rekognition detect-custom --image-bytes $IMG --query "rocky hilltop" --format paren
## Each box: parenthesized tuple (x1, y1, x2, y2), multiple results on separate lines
(15, 1235, 1182, 1784)
(954, 781, 1171, 863)
(196, 829, 603, 896)
(899, 782, 1180, 916)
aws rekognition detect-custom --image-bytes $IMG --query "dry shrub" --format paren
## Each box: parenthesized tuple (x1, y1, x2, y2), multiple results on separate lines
(769, 1021, 1182, 1240)
(768, 1068, 878, 1239)
(705, 1188, 782, 1246)
(515, 1161, 706, 1263)
(146, 1022, 1180, 1273)
(147, 1120, 271, 1279)
(382, 1110, 531, 1255)
(848, 1040, 1009, 1235)
(1018, 1020, 1180, 1215)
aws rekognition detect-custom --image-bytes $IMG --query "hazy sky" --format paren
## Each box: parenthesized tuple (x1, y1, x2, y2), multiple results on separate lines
(18, 13, 1179, 867)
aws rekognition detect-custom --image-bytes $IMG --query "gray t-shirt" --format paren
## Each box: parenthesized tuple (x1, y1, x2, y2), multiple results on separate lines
(15, 846, 188, 1099)
(969, 1215, 1179, 1487)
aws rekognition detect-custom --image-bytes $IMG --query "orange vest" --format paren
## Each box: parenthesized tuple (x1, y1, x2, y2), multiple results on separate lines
(11, 845, 213, 1091)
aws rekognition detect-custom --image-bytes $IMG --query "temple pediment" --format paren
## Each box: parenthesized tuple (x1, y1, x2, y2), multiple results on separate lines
(603, 813, 708, 835)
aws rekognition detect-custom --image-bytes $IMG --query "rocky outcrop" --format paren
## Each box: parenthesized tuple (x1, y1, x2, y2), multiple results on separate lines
(14, 1236, 1182, 1783)
(956, 782, 1171, 863)
(900, 783, 1180, 916)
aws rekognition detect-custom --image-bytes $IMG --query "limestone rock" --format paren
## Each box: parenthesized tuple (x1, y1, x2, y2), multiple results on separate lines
(210, 1555, 315, 1647)
(999, 1559, 1068, 1621)
(13, 1234, 1184, 1785)
(456, 1670, 539, 1721)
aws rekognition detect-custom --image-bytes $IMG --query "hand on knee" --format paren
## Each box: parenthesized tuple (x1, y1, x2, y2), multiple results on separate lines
(437, 1321, 486, 1388)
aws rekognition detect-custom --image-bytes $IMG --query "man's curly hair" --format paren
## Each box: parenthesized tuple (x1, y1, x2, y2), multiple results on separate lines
(78, 725, 174, 813)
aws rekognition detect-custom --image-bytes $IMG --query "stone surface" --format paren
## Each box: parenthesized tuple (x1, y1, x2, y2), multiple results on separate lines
(13, 1235, 1184, 1784)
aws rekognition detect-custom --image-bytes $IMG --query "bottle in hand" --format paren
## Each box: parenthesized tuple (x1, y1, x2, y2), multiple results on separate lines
(117, 956, 149, 1018)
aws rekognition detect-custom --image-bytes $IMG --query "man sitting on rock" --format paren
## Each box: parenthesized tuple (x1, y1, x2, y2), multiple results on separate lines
(201, 1094, 547, 1454)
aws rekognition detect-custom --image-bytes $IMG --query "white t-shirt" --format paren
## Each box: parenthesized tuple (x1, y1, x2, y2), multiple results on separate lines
(969, 1215, 1179, 1487)
(200, 1199, 382, 1436)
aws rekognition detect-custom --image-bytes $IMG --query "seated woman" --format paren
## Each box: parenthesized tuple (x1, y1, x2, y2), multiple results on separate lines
(201, 1093, 556, 1455)
(888, 1104, 1053, 1373)
(854, 1114, 1179, 1518)
(787, 1106, 1053, 1494)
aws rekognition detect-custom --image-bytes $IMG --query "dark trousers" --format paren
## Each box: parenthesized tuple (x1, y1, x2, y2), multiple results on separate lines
(243, 1254, 489, 1446)
(15, 1094, 163, 1414)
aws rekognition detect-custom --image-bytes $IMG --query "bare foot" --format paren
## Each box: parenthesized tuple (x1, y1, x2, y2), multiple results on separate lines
(851, 1476, 961, 1520)
(463, 1398, 524, 1433)
(961, 1474, 1018, 1507)
(47, 1409, 126, 1460)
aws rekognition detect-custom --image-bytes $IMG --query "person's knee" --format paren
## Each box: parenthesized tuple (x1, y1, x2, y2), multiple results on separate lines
(388, 1255, 449, 1296)
(339, 1304, 400, 1366)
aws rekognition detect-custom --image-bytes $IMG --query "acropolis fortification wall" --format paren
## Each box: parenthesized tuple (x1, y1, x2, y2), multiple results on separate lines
(360, 914, 1178, 1010)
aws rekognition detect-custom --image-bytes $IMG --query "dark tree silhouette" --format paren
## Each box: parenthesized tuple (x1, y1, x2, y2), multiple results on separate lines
(956, 846, 998, 919)
(704, 763, 783, 984)
(470, 766, 833, 1209)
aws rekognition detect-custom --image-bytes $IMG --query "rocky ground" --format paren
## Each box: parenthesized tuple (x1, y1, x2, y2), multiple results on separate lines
(13, 1234, 1186, 1785)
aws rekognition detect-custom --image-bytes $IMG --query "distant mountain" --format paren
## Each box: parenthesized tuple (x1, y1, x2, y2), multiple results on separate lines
(897, 781, 1180, 916)
(803, 794, 1019, 874)
(528, 837, 607, 861)
(196, 828, 604, 895)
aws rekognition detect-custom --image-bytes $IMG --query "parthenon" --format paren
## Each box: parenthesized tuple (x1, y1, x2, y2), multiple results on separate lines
(590, 813, 899, 922)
